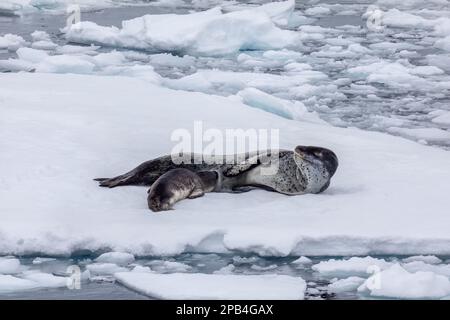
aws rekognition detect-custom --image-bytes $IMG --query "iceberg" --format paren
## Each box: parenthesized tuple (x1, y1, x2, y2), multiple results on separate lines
(65, 4, 300, 56)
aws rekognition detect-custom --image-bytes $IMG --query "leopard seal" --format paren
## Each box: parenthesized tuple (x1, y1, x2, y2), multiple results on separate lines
(95, 145, 338, 196)
(147, 168, 218, 212)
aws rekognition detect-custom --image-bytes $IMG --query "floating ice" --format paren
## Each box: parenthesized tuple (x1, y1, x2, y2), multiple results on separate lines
(86, 263, 128, 275)
(402, 255, 442, 265)
(236, 87, 325, 123)
(0, 34, 27, 51)
(2, 73, 450, 257)
(65, 2, 300, 56)
(95, 252, 135, 266)
(115, 272, 307, 299)
(146, 260, 192, 273)
(328, 276, 365, 293)
(291, 256, 312, 265)
(0, 275, 39, 293)
(312, 257, 392, 277)
(0, 257, 22, 274)
(358, 264, 450, 299)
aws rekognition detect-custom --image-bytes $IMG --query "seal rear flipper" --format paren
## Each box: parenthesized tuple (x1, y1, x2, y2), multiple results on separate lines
(95, 173, 136, 188)
(188, 188, 205, 199)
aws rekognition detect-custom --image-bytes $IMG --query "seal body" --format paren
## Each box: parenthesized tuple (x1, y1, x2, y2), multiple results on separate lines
(95, 146, 338, 196)
(147, 168, 218, 212)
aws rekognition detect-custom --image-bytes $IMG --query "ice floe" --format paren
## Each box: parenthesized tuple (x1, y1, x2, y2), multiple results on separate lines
(1, 73, 450, 257)
(115, 272, 306, 299)
(358, 264, 450, 299)
(95, 252, 135, 266)
(65, 3, 300, 56)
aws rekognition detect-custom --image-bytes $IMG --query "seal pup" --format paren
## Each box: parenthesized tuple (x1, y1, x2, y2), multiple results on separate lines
(95, 145, 338, 195)
(147, 168, 218, 212)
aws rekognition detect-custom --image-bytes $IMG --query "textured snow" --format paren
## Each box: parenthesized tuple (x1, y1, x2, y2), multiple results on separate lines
(115, 272, 306, 299)
(2, 73, 450, 257)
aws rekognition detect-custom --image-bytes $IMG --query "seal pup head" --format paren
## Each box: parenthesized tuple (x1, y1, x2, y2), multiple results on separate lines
(293, 145, 338, 193)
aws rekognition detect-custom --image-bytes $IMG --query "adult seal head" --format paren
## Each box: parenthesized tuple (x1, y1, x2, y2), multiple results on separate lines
(95, 145, 338, 196)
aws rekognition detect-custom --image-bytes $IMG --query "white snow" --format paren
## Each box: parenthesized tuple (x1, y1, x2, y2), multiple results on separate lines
(95, 252, 135, 266)
(358, 264, 450, 299)
(115, 272, 306, 299)
(2, 72, 450, 257)
(64, 3, 300, 56)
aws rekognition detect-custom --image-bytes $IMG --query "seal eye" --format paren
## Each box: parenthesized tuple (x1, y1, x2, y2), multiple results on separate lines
(313, 151, 322, 158)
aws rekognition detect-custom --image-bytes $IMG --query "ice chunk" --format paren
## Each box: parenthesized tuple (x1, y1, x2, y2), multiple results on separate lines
(56, 44, 100, 55)
(402, 255, 442, 265)
(32, 257, 57, 264)
(146, 260, 191, 273)
(115, 272, 306, 299)
(65, 5, 300, 56)
(358, 264, 450, 299)
(237, 87, 325, 124)
(292, 256, 312, 265)
(31, 30, 51, 42)
(312, 257, 392, 277)
(213, 264, 235, 275)
(328, 276, 365, 293)
(432, 112, 450, 126)
(0, 275, 39, 293)
(16, 47, 49, 63)
(402, 261, 450, 277)
(22, 271, 67, 288)
(31, 40, 58, 50)
(305, 6, 331, 16)
(0, 34, 27, 51)
(95, 252, 135, 266)
(86, 263, 128, 275)
(0, 257, 22, 274)
(35, 55, 95, 74)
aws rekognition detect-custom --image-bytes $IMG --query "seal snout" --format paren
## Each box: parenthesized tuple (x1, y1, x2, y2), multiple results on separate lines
(294, 145, 339, 178)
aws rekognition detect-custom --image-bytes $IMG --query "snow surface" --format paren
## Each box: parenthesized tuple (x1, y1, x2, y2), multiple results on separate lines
(2, 72, 450, 257)
(115, 272, 306, 299)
